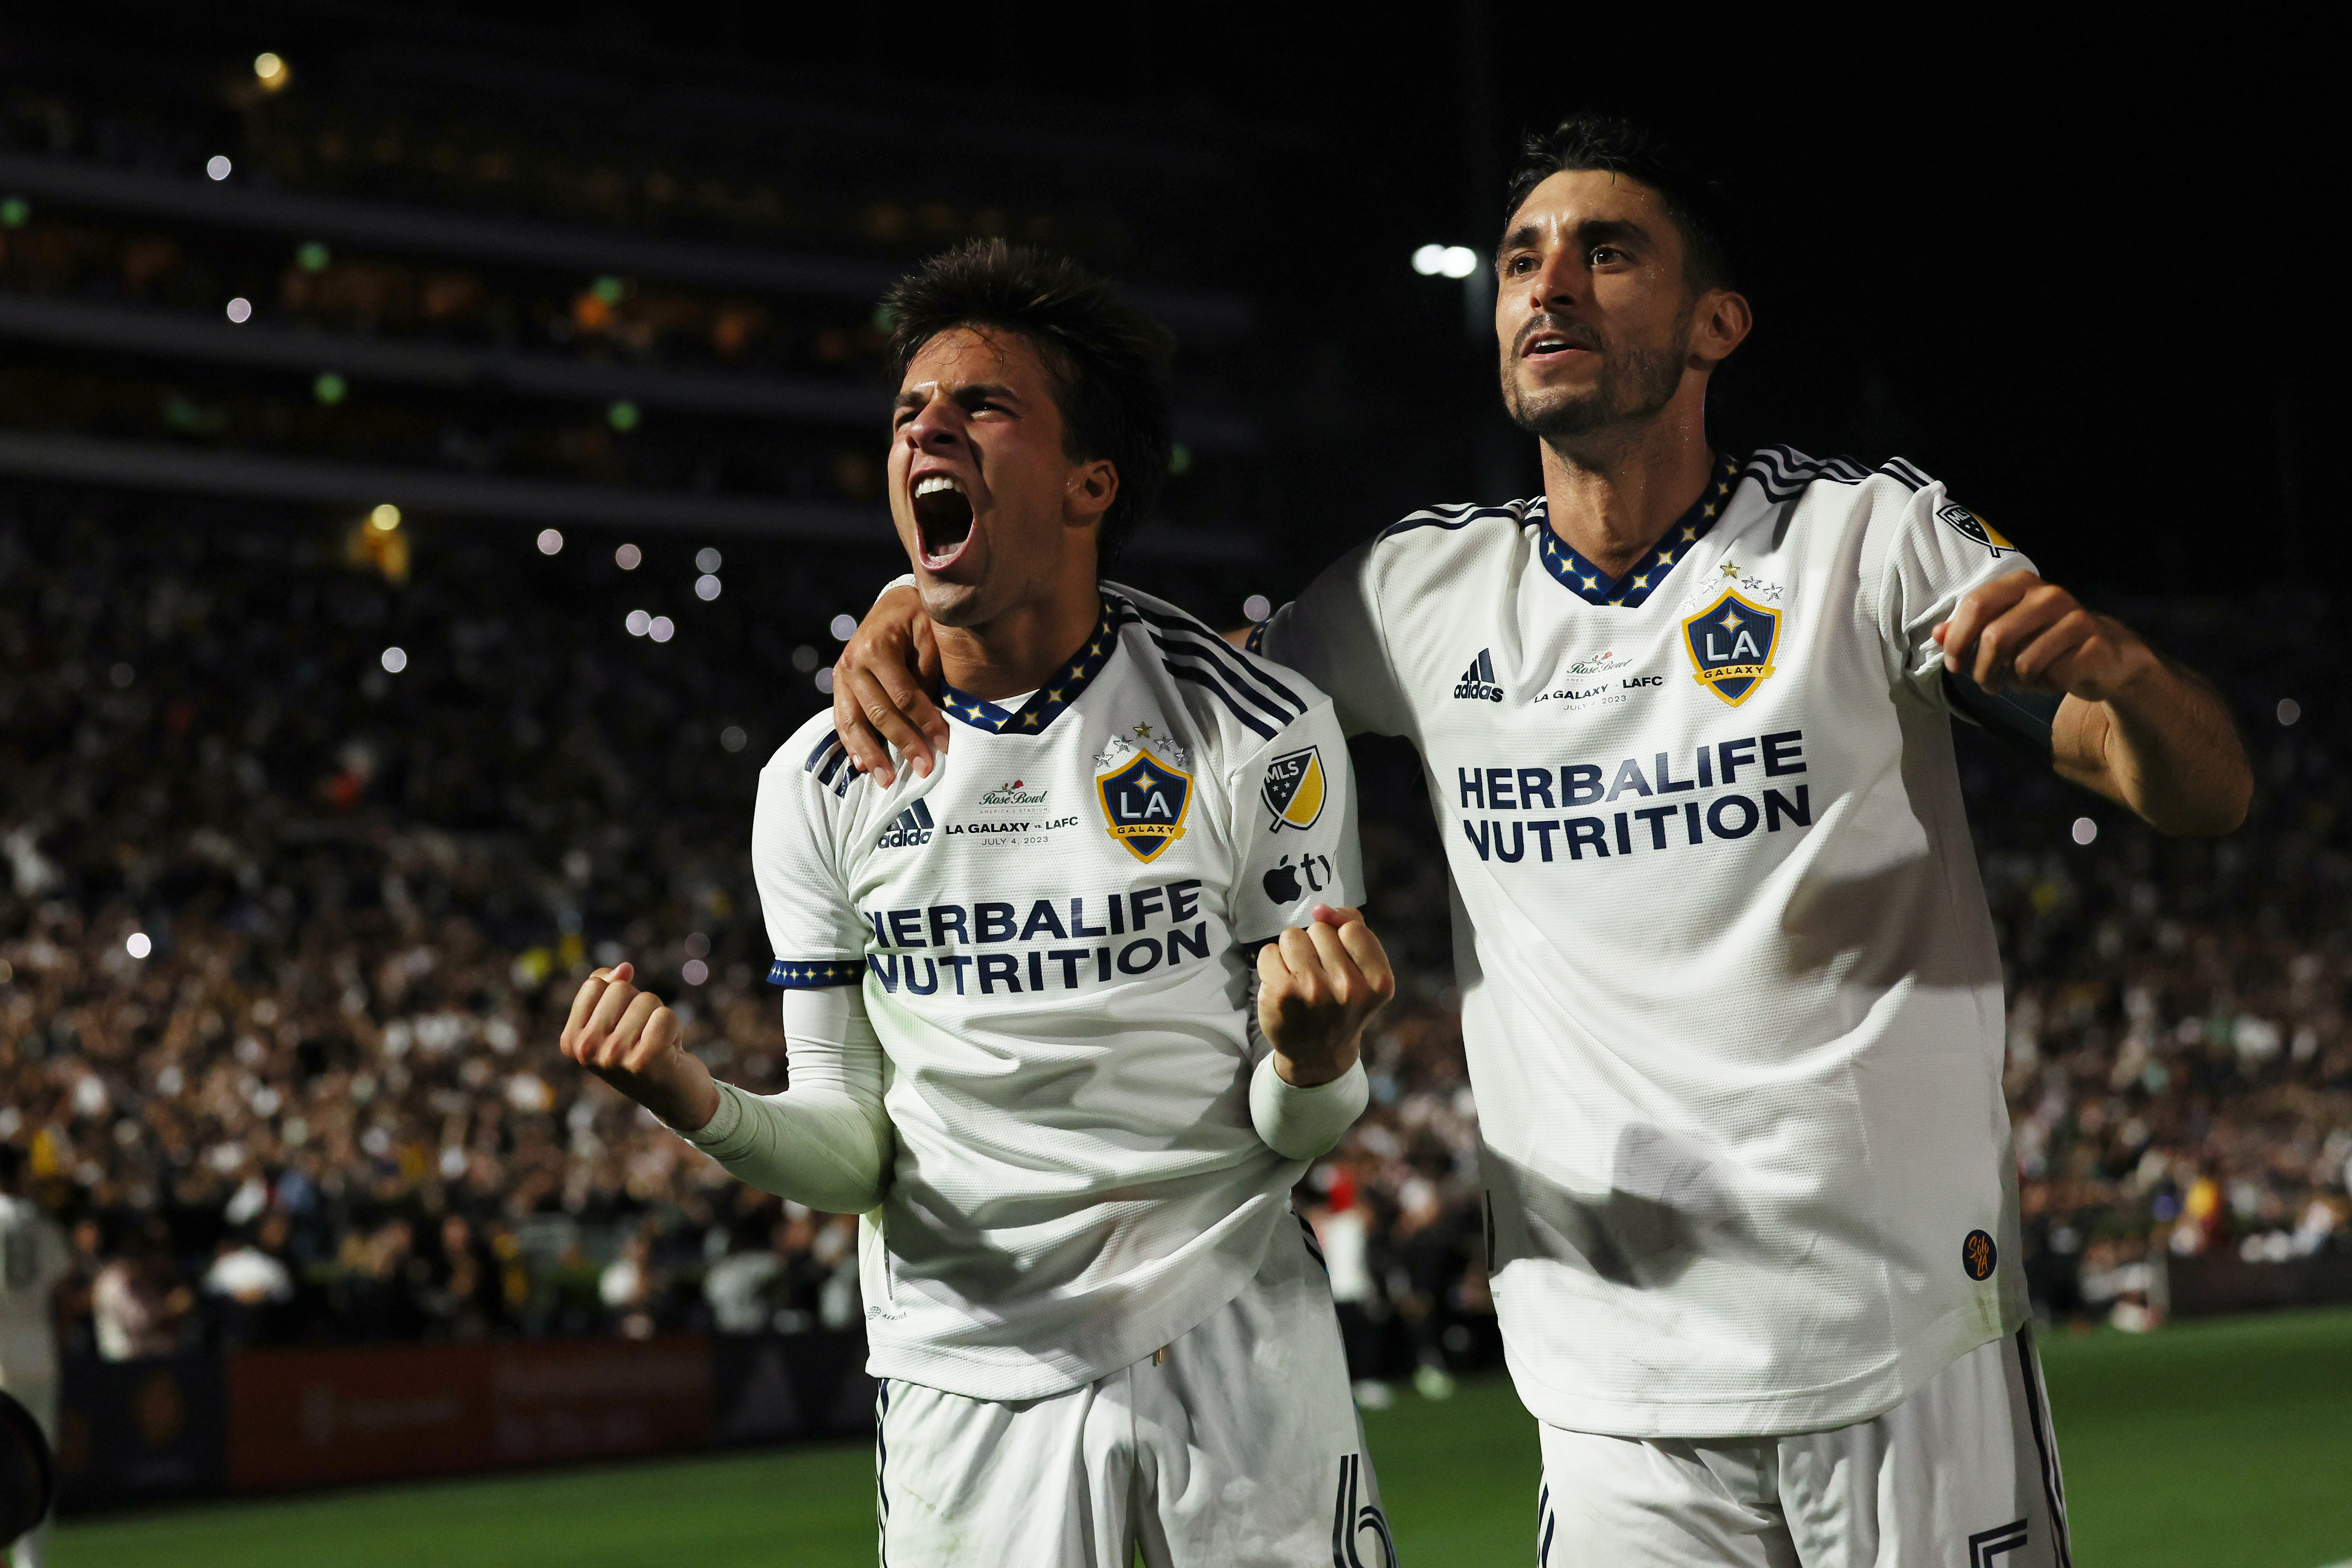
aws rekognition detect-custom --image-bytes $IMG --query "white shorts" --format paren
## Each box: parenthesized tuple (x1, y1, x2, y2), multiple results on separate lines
(875, 1219, 1393, 1567)
(1537, 1328, 2070, 1567)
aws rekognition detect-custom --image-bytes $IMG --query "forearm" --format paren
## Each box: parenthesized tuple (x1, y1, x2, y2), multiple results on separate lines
(674, 986, 892, 1213)
(2058, 661, 2250, 835)
(1249, 1054, 1369, 1161)
(678, 1079, 892, 1214)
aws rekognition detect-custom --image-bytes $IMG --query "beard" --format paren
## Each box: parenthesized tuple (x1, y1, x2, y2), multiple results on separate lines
(1502, 316, 1691, 445)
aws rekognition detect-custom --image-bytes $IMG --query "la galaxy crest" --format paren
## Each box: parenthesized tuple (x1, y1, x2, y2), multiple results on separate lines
(1682, 590, 1781, 707)
(1260, 745, 1327, 833)
(1097, 751, 1192, 862)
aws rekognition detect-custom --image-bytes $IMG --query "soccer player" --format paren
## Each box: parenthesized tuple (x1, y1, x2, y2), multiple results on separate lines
(0, 1146, 69, 1568)
(560, 241, 1400, 1567)
(830, 118, 2253, 1564)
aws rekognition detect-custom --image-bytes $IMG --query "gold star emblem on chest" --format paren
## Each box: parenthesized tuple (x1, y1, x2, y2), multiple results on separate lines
(1720, 561, 1741, 577)
(1131, 722, 1155, 739)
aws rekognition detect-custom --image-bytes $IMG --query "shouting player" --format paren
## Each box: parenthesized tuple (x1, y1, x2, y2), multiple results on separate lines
(832, 118, 2252, 1564)
(560, 241, 1399, 1567)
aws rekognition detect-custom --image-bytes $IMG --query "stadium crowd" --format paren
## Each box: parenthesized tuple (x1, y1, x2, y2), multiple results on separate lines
(1, 492, 2345, 1383)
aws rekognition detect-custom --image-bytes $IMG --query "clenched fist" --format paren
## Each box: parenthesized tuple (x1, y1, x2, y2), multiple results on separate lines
(1257, 905, 1396, 1087)
(558, 962, 721, 1133)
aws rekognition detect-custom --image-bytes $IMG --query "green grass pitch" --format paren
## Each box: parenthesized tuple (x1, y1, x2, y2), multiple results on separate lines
(55, 1308, 2352, 1567)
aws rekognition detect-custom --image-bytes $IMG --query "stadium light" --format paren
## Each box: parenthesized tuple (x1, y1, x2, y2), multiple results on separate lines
(312, 371, 347, 405)
(649, 616, 676, 643)
(625, 609, 651, 637)
(2071, 817, 2098, 845)
(607, 400, 640, 433)
(695, 547, 722, 573)
(207, 155, 233, 181)
(380, 646, 407, 673)
(126, 932, 152, 959)
(297, 241, 330, 272)
(1413, 244, 1481, 279)
(615, 542, 643, 570)
(1241, 593, 1271, 622)
(254, 53, 291, 90)
(681, 959, 709, 986)
(369, 504, 401, 532)
(829, 613, 858, 640)
(536, 528, 564, 556)
(225, 297, 253, 323)
(2278, 698, 2302, 726)
(720, 725, 748, 753)
(696, 574, 722, 601)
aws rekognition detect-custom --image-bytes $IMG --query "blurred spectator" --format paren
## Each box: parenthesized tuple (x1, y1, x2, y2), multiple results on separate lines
(90, 1223, 192, 1360)
(200, 1212, 295, 1346)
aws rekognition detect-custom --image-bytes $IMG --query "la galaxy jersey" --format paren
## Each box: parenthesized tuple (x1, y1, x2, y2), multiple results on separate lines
(757, 584, 1361, 1401)
(1257, 447, 2035, 1437)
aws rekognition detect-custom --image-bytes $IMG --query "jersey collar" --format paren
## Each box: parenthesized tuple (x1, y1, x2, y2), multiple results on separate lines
(939, 594, 1118, 736)
(1534, 452, 1741, 608)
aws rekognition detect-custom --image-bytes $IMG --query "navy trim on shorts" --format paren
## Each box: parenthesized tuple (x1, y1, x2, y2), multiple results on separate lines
(2014, 1327, 2073, 1568)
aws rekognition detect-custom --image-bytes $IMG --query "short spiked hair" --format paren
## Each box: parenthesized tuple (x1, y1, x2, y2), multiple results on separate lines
(882, 241, 1174, 566)
(1503, 113, 1740, 296)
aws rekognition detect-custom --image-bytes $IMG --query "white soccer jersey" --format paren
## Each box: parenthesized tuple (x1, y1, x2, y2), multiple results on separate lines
(1257, 447, 2035, 1437)
(757, 584, 1361, 1402)
(0, 1195, 70, 1385)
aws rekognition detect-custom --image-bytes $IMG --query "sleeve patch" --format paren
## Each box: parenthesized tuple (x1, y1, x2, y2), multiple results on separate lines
(767, 958, 866, 989)
(1937, 502, 2018, 558)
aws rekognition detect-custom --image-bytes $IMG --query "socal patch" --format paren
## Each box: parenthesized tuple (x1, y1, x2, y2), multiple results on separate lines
(1681, 590, 1781, 707)
(1938, 502, 2016, 557)
(1096, 751, 1193, 863)
(1260, 746, 1328, 833)
(1962, 1228, 1998, 1281)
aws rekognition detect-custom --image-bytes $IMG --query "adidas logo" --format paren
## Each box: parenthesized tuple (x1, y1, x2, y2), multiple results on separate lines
(1452, 648, 1504, 703)
(876, 799, 935, 848)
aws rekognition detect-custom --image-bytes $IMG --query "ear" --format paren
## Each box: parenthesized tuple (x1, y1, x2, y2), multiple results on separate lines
(1689, 288, 1753, 368)
(1064, 458, 1118, 528)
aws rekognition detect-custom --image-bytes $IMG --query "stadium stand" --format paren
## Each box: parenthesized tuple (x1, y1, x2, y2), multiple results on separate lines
(2, 495, 2343, 1380)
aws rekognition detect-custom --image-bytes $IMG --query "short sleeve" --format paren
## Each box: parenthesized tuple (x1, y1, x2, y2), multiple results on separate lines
(1251, 542, 1410, 738)
(1224, 696, 1365, 947)
(752, 735, 870, 989)
(1872, 470, 2041, 712)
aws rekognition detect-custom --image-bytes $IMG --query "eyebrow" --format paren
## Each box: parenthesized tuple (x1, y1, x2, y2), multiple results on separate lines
(893, 380, 1025, 411)
(1498, 216, 1654, 255)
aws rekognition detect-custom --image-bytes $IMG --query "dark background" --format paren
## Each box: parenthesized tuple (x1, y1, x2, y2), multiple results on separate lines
(2, 3, 2334, 604)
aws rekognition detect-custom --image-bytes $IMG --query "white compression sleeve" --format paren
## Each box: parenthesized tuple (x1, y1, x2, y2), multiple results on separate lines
(675, 986, 892, 1214)
(1249, 1054, 1370, 1161)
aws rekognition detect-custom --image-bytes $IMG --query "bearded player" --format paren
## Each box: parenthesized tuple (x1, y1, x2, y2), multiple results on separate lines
(832, 118, 2251, 1564)
(560, 241, 1399, 1567)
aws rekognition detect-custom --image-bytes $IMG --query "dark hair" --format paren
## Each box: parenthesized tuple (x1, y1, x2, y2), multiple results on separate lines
(882, 240, 1174, 567)
(1502, 113, 1739, 296)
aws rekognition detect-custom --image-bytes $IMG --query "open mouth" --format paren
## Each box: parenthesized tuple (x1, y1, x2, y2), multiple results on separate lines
(911, 474, 976, 568)
(1521, 325, 1599, 361)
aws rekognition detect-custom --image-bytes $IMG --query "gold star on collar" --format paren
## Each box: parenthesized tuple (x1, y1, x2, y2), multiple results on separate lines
(1680, 525, 1698, 541)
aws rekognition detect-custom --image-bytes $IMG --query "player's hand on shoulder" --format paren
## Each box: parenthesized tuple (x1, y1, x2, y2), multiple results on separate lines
(558, 962, 720, 1132)
(1934, 569, 2158, 703)
(832, 584, 948, 787)
(1258, 905, 1396, 1088)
